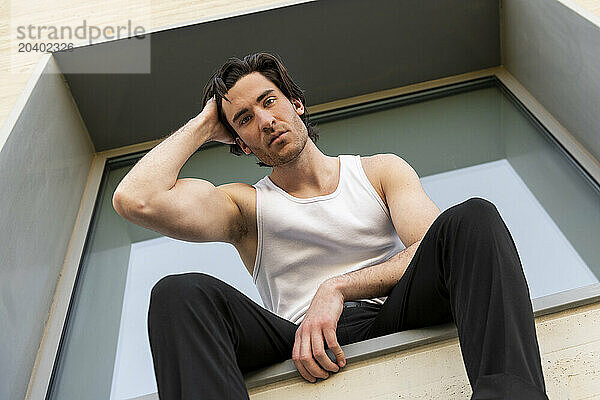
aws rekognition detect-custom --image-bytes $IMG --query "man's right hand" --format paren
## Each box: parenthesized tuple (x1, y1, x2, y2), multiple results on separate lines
(197, 96, 236, 145)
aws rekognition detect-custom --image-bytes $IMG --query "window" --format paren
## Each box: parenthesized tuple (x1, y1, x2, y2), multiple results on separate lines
(48, 77, 600, 400)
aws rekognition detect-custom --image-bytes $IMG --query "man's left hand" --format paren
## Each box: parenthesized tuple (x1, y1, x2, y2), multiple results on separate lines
(292, 281, 347, 383)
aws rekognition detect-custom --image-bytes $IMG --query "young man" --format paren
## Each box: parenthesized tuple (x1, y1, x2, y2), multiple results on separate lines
(112, 52, 549, 399)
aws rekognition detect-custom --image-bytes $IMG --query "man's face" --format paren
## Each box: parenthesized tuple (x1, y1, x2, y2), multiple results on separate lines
(221, 72, 308, 167)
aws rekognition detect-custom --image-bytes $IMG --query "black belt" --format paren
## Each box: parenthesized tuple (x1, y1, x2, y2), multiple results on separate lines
(343, 301, 366, 308)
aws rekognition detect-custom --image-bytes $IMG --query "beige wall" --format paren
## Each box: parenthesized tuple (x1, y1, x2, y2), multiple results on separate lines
(249, 301, 600, 399)
(572, 0, 600, 15)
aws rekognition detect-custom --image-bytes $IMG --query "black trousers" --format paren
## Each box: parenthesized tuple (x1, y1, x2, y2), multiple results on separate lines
(148, 197, 549, 399)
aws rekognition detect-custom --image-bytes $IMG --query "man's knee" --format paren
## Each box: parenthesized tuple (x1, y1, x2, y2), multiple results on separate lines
(441, 197, 502, 228)
(149, 272, 224, 313)
(439, 198, 517, 276)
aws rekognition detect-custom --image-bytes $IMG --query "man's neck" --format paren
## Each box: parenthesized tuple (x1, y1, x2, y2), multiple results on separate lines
(268, 143, 340, 198)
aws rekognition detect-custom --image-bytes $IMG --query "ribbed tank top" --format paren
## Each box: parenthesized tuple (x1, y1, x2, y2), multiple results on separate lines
(252, 154, 406, 324)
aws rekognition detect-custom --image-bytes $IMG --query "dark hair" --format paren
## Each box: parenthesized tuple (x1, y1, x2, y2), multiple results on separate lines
(201, 52, 319, 167)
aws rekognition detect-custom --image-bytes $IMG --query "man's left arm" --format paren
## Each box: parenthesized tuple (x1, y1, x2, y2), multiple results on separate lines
(292, 154, 441, 382)
(326, 153, 441, 299)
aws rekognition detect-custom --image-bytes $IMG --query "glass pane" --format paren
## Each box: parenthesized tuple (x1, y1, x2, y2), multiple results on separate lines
(49, 83, 600, 400)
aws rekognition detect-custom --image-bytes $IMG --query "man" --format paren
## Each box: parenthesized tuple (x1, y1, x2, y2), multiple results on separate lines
(112, 52, 549, 399)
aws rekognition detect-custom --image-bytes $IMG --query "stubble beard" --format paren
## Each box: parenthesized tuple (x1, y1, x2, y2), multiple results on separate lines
(253, 124, 309, 167)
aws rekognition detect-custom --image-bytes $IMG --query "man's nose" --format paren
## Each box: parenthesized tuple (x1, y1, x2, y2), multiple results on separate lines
(256, 109, 276, 133)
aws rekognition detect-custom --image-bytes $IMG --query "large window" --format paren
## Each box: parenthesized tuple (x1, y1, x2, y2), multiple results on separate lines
(48, 78, 600, 400)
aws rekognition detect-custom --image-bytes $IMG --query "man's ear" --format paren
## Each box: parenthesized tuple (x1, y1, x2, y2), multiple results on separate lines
(235, 137, 252, 155)
(291, 98, 305, 116)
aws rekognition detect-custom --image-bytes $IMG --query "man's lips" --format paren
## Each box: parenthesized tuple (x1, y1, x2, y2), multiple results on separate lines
(270, 130, 288, 145)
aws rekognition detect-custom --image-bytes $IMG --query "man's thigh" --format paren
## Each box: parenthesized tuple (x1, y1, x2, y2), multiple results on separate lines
(149, 272, 299, 374)
(233, 293, 299, 373)
(365, 227, 454, 340)
(203, 275, 300, 373)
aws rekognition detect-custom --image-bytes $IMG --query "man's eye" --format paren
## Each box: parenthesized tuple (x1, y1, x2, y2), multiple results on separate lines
(240, 116, 250, 125)
(265, 98, 275, 106)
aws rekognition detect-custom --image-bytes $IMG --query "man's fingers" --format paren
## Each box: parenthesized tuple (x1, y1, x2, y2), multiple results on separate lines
(311, 331, 339, 373)
(323, 328, 346, 367)
(293, 332, 316, 383)
(293, 358, 317, 383)
(300, 329, 328, 379)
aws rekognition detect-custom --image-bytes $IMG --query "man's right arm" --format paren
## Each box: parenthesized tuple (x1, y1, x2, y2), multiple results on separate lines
(112, 98, 246, 244)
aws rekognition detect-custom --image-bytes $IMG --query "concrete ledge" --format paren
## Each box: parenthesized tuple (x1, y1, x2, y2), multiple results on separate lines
(244, 323, 458, 390)
(244, 282, 600, 390)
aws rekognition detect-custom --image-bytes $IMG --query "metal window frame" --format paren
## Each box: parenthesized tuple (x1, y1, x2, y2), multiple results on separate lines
(26, 65, 600, 399)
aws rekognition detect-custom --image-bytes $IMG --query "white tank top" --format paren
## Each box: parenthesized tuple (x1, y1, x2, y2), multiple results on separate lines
(252, 154, 406, 324)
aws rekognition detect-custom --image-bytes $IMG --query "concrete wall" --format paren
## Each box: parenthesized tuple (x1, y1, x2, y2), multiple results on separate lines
(502, 0, 600, 162)
(0, 56, 94, 400)
(248, 302, 600, 399)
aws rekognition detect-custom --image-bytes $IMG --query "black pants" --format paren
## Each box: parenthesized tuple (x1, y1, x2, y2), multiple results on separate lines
(148, 197, 549, 399)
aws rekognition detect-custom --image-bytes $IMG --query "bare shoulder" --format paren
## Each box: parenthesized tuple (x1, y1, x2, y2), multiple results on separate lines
(359, 153, 416, 207)
(362, 153, 411, 167)
(362, 153, 416, 179)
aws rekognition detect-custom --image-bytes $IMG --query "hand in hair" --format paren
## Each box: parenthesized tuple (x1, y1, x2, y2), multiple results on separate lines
(197, 96, 235, 145)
